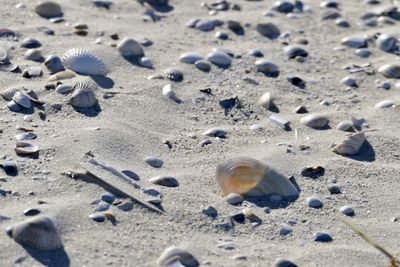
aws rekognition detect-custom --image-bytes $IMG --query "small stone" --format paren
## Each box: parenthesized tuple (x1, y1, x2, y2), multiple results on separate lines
(206, 51, 232, 67)
(313, 231, 333, 242)
(101, 193, 115, 204)
(179, 52, 203, 64)
(194, 60, 211, 72)
(203, 128, 226, 138)
(215, 31, 229, 40)
(230, 211, 245, 223)
(149, 176, 179, 187)
(340, 205, 355, 216)
(335, 18, 350, 27)
(279, 223, 293, 236)
(89, 213, 106, 222)
(117, 37, 144, 57)
(248, 49, 264, 57)
(202, 206, 218, 218)
(271, 1, 294, 13)
(274, 258, 298, 267)
(94, 203, 110, 212)
(355, 48, 370, 58)
(255, 60, 279, 77)
(117, 200, 134, 211)
(144, 156, 163, 168)
(305, 196, 323, 208)
(23, 208, 41, 216)
(0, 162, 17, 174)
(287, 218, 297, 225)
(328, 184, 341, 194)
(284, 46, 308, 59)
(195, 19, 215, 31)
(224, 193, 244, 205)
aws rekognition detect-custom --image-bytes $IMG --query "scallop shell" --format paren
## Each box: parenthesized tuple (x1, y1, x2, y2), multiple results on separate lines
(62, 48, 107, 76)
(34, 1, 63, 18)
(1, 87, 20, 101)
(216, 157, 300, 197)
(157, 246, 199, 267)
(12, 91, 32, 109)
(332, 132, 365, 156)
(14, 142, 39, 155)
(6, 216, 62, 251)
(300, 114, 329, 129)
(378, 64, 400, 79)
(257, 92, 273, 109)
(68, 81, 98, 108)
(163, 68, 183, 82)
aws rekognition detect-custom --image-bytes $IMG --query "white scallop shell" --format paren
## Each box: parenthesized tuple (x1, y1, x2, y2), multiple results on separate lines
(157, 246, 199, 267)
(216, 157, 299, 197)
(68, 81, 98, 108)
(332, 132, 365, 156)
(300, 114, 329, 129)
(62, 48, 107, 76)
(1, 87, 20, 101)
(6, 216, 62, 251)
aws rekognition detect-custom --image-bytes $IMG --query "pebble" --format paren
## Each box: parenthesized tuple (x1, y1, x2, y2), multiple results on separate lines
(0, 162, 17, 174)
(256, 23, 280, 39)
(379, 64, 400, 79)
(341, 76, 358, 87)
(230, 211, 245, 223)
(305, 196, 323, 208)
(224, 192, 244, 205)
(149, 176, 179, 187)
(202, 206, 218, 218)
(341, 36, 367, 48)
(206, 51, 231, 67)
(374, 100, 395, 109)
(255, 60, 279, 77)
(335, 18, 350, 28)
(203, 128, 226, 138)
(23, 208, 41, 216)
(271, 1, 294, 13)
(355, 48, 370, 58)
(376, 34, 396, 52)
(248, 49, 264, 57)
(284, 46, 308, 59)
(117, 200, 134, 211)
(340, 205, 355, 216)
(274, 258, 298, 267)
(101, 193, 115, 204)
(144, 156, 164, 168)
(328, 184, 341, 194)
(313, 231, 333, 242)
(179, 52, 203, 64)
(279, 223, 293, 236)
(194, 60, 211, 72)
(195, 19, 215, 31)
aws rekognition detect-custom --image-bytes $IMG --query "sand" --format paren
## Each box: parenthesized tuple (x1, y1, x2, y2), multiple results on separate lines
(0, 0, 400, 266)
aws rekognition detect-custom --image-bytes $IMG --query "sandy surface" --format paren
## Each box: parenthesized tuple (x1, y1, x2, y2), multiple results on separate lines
(0, 0, 400, 266)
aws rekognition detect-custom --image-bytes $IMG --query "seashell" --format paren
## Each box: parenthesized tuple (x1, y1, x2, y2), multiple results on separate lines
(341, 36, 367, 48)
(341, 76, 357, 87)
(92, 0, 113, 8)
(378, 64, 400, 79)
(376, 34, 397, 52)
(0, 29, 17, 40)
(300, 114, 329, 129)
(255, 23, 280, 40)
(157, 246, 199, 267)
(269, 114, 289, 130)
(271, 1, 294, 13)
(149, 176, 179, 187)
(0, 46, 9, 62)
(195, 19, 215, 31)
(6, 216, 62, 251)
(68, 81, 98, 109)
(336, 121, 354, 132)
(144, 156, 163, 168)
(355, 48, 370, 58)
(194, 60, 211, 72)
(14, 142, 39, 155)
(163, 68, 183, 82)
(203, 128, 226, 138)
(62, 48, 107, 76)
(242, 208, 262, 222)
(320, 0, 339, 8)
(139, 57, 153, 68)
(117, 37, 144, 58)
(0, 63, 19, 72)
(24, 49, 43, 62)
(332, 132, 365, 156)
(335, 18, 350, 28)
(55, 84, 73, 94)
(257, 92, 273, 109)
(162, 84, 181, 103)
(179, 52, 203, 64)
(140, 0, 169, 6)
(248, 49, 263, 57)
(284, 46, 308, 59)
(48, 70, 76, 81)
(321, 10, 341, 20)
(206, 51, 231, 67)
(215, 31, 229, 40)
(20, 38, 41, 49)
(1, 87, 20, 101)
(7, 101, 21, 112)
(22, 67, 42, 78)
(15, 132, 37, 141)
(34, 1, 63, 18)
(293, 105, 308, 114)
(12, 92, 32, 109)
(255, 60, 279, 77)
(215, 157, 300, 197)
(374, 99, 395, 109)
(44, 55, 65, 74)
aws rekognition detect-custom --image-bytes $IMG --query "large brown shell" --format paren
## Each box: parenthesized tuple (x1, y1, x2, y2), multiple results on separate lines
(216, 157, 299, 197)
(332, 132, 365, 155)
(6, 216, 62, 251)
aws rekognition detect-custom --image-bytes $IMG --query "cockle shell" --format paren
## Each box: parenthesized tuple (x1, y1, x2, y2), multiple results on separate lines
(34, 2, 63, 18)
(6, 216, 62, 251)
(157, 246, 199, 267)
(68, 81, 97, 108)
(215, 157, 299, 197)
(332, 132, 365, 156)
(62, 48, 107, 76)
(14, 142, 39, 155)
(300, 114, 329, 129)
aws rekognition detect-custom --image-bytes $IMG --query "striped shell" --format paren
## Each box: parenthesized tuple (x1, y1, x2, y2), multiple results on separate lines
(68, 81, 97, 108)
(1, 87, 20, 101)
(157, 246, 199, 267)
(216, 157, 299, 197)
(163, 68, 183, 82)
(6, 216, 62, 251)
(332, 132, 365, 156)
(300, 114, 329, 129)
(62, 48, 107, 76)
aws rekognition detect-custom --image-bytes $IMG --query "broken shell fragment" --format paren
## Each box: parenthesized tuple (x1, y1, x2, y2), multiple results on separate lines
(216, 157, 299, 197)
(300, 114, 329, 129)
(14, 142, 39, 155)
(6, 216, 62, 251)
(332, 132, 365, 156)
(157, 246, 199, 267)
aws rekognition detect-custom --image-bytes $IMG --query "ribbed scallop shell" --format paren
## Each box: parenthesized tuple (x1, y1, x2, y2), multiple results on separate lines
(68, 81, 97, 108)
(1, 87, 20, 101)
(332, 132, 365, 156)
(216, 157, 300, 197)
(62, 48, 107, 76)
(6, 216, 62, 251)
(157, 246, 199, 267)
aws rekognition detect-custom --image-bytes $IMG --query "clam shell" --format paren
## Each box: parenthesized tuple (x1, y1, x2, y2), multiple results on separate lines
(206, 51, 231, 67)
(255, 60, 279, 77)
(15, 132, 37, 141)
(14, 142, 39, 155)
(215, 157, 300, 197)
(162, 84, 181, 103)
(62, 48, 107, 76)
(12, 91, 32, 109)
(258, 92, 273, 109)
(44, 55, 65, 74)
(300, 114, 329, 129)
(284, 46, 308, 59)
(332, 132, 365, 156)
(20, 38, 41, 49)
(194, 60, 211, 72)
(378, 64, 400, 79)
(256, 23, 280, 40)
(376, 34, 396, 52)
(6, 216, 62, 251)
(0, 46, 9, 62)
(48, 70, 76, 81)
(163, 68, 183, 82)
(336, 121, 354, 132)
(117, 37, 144, 57)
(157, 246, 199, 267)
(68, 81, 98, 108)
(24, 49, 43, 62)
(35, 1, 63, 18)
(1, 87, 20, 101)
(179, 52, 203, 64)
(374, 99, 395, 109)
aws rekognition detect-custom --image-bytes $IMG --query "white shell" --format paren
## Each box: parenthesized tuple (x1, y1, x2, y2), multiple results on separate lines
(68, 81, 97, 108)
(6, 216, 62, 251)
(14, 142, 39, 155)
(179, 52, 203, 64)
(332, 132, 365, 156)
(117, 37, 144, 57)
(300, 114, 329, 129)
(216, 157, 299, 197)
(374, 99, 395, 109)
(12, 91, 32, 109)
(62, 48, 107, 76)
(157, 246, 199, 267)
(162, 84, 180, 103)
(378, 64, 400, 79)
(258, 92, 273, 109)
(206, 51, 231, 67)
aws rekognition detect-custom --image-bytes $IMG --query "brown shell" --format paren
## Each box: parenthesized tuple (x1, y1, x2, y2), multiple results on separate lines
(216, 157, 299, 197)
(332, 132, 365, 155)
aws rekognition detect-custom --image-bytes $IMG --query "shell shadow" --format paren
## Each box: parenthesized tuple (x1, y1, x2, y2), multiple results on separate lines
(89, 76, 114, 89)
(23, 246, 70, 267)
(72, 103, 102, 117)
(146, 4, 174, 13)
(341, 139, 376, 162)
